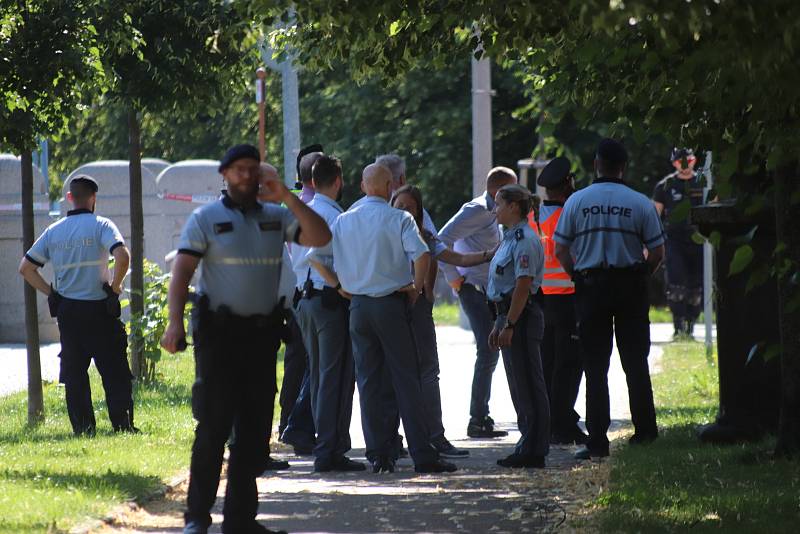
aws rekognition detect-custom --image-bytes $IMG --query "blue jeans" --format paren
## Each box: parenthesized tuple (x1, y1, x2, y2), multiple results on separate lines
(458, 284, 501, 420)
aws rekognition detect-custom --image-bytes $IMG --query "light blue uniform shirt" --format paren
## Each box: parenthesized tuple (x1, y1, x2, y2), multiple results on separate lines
(300, 193, 344, 289)
(487, 221, 544, 302)
(438, 191, 502, 288)
(321, 196, 428, 297)
(553, 178, 665, 271)
(177, 194, 299, 316)
(26, 209, 124, 301)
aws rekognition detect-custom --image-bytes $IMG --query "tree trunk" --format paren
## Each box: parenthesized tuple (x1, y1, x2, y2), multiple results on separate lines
(21, 149, 44, 425)
(128, 104, 145, 379)
(774, 161, 800, 458)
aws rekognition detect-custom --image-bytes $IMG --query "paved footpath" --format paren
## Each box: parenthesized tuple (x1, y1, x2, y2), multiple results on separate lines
(85, 323, 714, 534)
(0, 342, 61, 397)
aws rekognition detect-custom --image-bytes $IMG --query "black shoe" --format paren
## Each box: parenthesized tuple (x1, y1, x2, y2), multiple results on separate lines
(467, 416, 508, 438)
(551, 427, 589, 445)
(280, 429, 315, 455)
(628, 432, 658, 445)
(315, 456, 366, 472)
(415, 459, 458, 473)
(574, 445, 609, 460)
(432, 437, 470, 457)
(497, 453, 545, 468)
(371, 455, 395, 473)
(262, 455, 291, 471)
(184, 519, 208, 534)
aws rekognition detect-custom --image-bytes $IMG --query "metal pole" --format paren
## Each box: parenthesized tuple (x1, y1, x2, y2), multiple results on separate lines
(703, 150, 715, 360)
(471, 53, 493, 196)
(256, 68, 267, 161)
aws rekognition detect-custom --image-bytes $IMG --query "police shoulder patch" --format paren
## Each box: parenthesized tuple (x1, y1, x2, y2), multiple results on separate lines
(519, 254, 529, 269)
(514, 228, 524, 241)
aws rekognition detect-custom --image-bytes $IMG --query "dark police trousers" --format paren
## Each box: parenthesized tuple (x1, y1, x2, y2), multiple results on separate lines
(497, 302, 550, 456)
(574, 268, 658, 453)
(458, 284, 502, 419)
(664, 237, 703, 325)
(296, 288, 355, 462)
(278, 309, 310, 436)
(56, 297, 133, 435)
(541, 293, 584, 435)
(349, 294, 438, 465)
(185, 307, 280, 532)
(383, 295, 448, 450)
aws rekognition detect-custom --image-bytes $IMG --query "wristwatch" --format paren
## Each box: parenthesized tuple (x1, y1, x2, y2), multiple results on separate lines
(503, 319, 516, 330)
(335, 282, 342, 290)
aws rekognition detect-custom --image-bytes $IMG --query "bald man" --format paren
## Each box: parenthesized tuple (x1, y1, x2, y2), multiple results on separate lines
(311, 164, 456, 474)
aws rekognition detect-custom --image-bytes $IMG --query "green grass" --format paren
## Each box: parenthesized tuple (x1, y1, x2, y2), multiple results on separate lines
(0, 347, 285, 534)
(597, 342, 800, 532)
(433, 301, 461, 326)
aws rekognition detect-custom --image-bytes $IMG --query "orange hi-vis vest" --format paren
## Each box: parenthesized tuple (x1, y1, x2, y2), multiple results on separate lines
(529, 203, 575, 295)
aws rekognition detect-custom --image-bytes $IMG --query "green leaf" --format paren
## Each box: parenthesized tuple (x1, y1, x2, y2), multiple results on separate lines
(691, 231, 707, 245)
(709, 231, 721, 250)
(729, 244, 754, 276)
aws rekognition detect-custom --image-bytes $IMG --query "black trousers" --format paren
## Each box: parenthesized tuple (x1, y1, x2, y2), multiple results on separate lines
(540, 293, 584, 435)
(185, 310, 280, 532)
(56, 298, 133, 435)
(574, 269, 658, 453)
(665, 238, 703, 325)
(278, 310, 308, 435)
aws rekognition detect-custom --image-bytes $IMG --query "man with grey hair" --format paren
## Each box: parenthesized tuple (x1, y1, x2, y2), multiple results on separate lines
(375, 153, 437, 234)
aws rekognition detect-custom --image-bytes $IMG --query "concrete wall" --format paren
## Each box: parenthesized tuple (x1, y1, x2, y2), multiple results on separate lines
(141, 158, 172, 178)
(152, 160, 222, 269)
(0, 154, 59, 343)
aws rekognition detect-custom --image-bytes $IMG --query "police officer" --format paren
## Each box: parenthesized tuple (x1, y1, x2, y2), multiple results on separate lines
(438, 167, 517, 438)
(326, 163, 456, 474)
(294, 155, 362, 472)
(485, 184, 549, 468)
(392, 184, 498, 458)
(161, 144, 330, 534)
(554, 139, 665, 460)
(652, 148, 705, 338)
(19, 175, 135, 436)
(279, 146, 325, 456)
(531, 157, 588, 445)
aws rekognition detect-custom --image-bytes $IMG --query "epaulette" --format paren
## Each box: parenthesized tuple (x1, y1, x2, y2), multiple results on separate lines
(514, 228, 524, 241)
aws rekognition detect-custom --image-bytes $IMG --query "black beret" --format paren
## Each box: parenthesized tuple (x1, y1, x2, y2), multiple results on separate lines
(218, 144, 260, 173)
(296, 144, 324, 183)
(670, 147, 694, 161)
(68, 174, 99, 192)
(596, 138, 628, 167)
(537, 156, 571, 188)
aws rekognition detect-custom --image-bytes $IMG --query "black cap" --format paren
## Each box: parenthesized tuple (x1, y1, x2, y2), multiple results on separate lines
(670, 147, 694, 161)
(537, 156, 571, 188)
(296, 144, 324, 183)
(596, 138, 628, 167)
(218, 144, 260, 173)
(68, 174, 99, 192)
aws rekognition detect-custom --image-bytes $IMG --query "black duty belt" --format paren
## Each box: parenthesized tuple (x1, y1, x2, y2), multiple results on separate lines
(578, 263, 647, 277)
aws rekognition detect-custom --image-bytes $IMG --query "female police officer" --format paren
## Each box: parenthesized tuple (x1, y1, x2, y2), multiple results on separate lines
(486, 184, 550, 468)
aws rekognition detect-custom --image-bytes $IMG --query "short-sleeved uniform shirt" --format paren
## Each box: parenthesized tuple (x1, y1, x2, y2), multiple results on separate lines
(487, 221, 544, 302)
(177, 193, 299, 316)
(26, 208, 125, 301)
(324, 196, 428, 297)
(553, 177, 665, 271)
(652, 172, 705, 243)
(298, 193, 344, 290)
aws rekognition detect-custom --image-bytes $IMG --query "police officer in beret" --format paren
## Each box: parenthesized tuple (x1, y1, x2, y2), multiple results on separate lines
(487, 184, 550, 468)
(554, 139, 665, 460)
(161, 144, 330, 534)
(652, 148, 706, 339)
(19, 175, 136, 436)
(530, 157, 588, 445)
